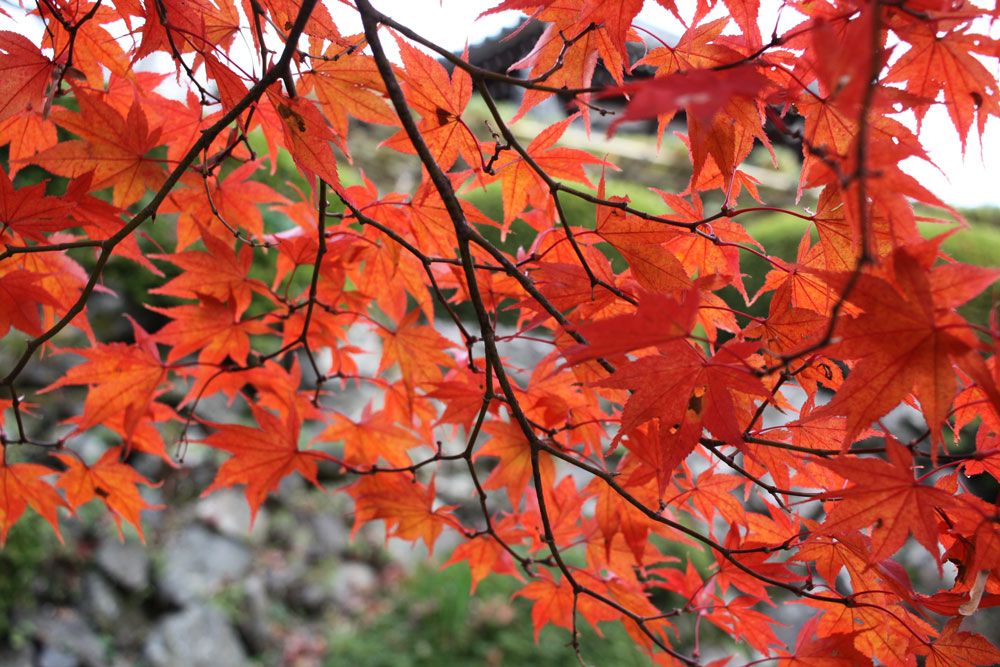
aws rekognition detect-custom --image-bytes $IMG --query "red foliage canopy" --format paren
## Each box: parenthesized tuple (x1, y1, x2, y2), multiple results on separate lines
(2, 0, 1000, 663)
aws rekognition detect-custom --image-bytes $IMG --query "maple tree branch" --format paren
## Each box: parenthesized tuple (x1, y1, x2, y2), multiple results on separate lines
(292, 178, 331, 400)
(0, 239, 104, 260)
(35, 0, 102, 92)
(850, 0, 884, 265)
(699, 438, 818, 503)
(151, 0, 220, 106)
(363, 9, 602, 94)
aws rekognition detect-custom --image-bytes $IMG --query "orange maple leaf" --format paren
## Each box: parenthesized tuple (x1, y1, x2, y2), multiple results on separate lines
(885, 23, 1000, 149)
(442, 528, 524, 593)
(302, 47, 396, 142)
(343, 472, 457, 554)
(377, 309, 459, 407)
(150, 296, 271, 365)
(0, 32, 54, 124)
(816, 439, 957, 564)
(806, 246, 998, 446)
(318, 406, 422, 469)
(151, 229, 270, 318)
(43, 322, 169, 443)
(475, 420, 555, 508)
(52, 446, 162, 542)
(0, 458, 67, 545)
(381, 35, 479, 172)
(199, 402, 336, 523)
(913, 618, 1000, 667)
(265, 91, 341, 190)
(561, 289, 699, 366)
(491, 115, 606, 234)
(28, 90, 165, 208)
(514, 571, 576, 642)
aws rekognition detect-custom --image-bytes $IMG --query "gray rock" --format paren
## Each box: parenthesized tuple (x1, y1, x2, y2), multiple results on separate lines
(196, 488, 268, 542)
(95, 539, 150, 591)
(307, 513, 348, 557)
(158, 525, 252, 604)
(20, 607, 106, 667)
(0, 647, 34, 667)
(144, 604, 247, 667)
(37, 647, 77, 667)
(327, 561, 377, 613)
(81, 572, 121, 627)
(235, 574, 271, 653)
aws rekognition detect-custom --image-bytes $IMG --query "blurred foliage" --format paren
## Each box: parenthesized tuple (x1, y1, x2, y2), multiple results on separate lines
(0, 513, 76, 641)
(324, 563, 658, 666)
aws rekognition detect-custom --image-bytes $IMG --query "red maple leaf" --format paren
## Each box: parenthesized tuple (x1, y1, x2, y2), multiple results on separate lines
(816, 439, 957, 564)
(52, 446, 162, 542)
(0, 458, 67, 545)
(199, 401, 336, 523)
(28, 90, 165, 208)
(0, 32, 54, 124)
(806, 246, 999, 447)
(601, 65, 767, 138)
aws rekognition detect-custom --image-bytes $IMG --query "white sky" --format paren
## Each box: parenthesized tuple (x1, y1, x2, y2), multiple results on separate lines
(2, 0, 998, 208)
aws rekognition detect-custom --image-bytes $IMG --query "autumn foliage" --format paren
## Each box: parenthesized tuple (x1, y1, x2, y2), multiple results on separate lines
(3, 0, 1000, 662)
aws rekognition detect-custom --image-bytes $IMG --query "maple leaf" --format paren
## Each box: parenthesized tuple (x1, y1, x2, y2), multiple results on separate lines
(150, 296, 271, 365)
(265, 91, 341, 190)
(382, 36, 479, 172)
(912, 618, 1000, 667)
(199, 402, 336, 523)
(513, 571, 576, 642)
(0, 32, 54, 124)
(164, 160, 288, 249)
(343, 472, 457, 554)
(560, 288, 699, 366)
(42, 322, 169, 443)
(0, 459, 67, 545)
(302, 47, 396, 142)
(0, 267, 61, 337)
(816, 439, 957, 564)
(0, 163, 74, 241)
(705, 595, 785, 655)
(475, 420, 555, 508)
(151, 229, 270, 318)
(598, 339, 769, 449)
(0, 112, 59, 178)
(376, 309, 459, 407)
(594, 177, 690, 292)
(491, 114, 605, 233)
(602, 65, 767, 138)
(776, 614, 873, 666)
(318, 406, 422, 469)
(443, 529, 524, 593)
(27, 89, 165, 208)
(805, 246, 997, 447)
(585, 467, 661, 564)
(52, 446, 162, 542)
(885, 23, 1000, 149)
